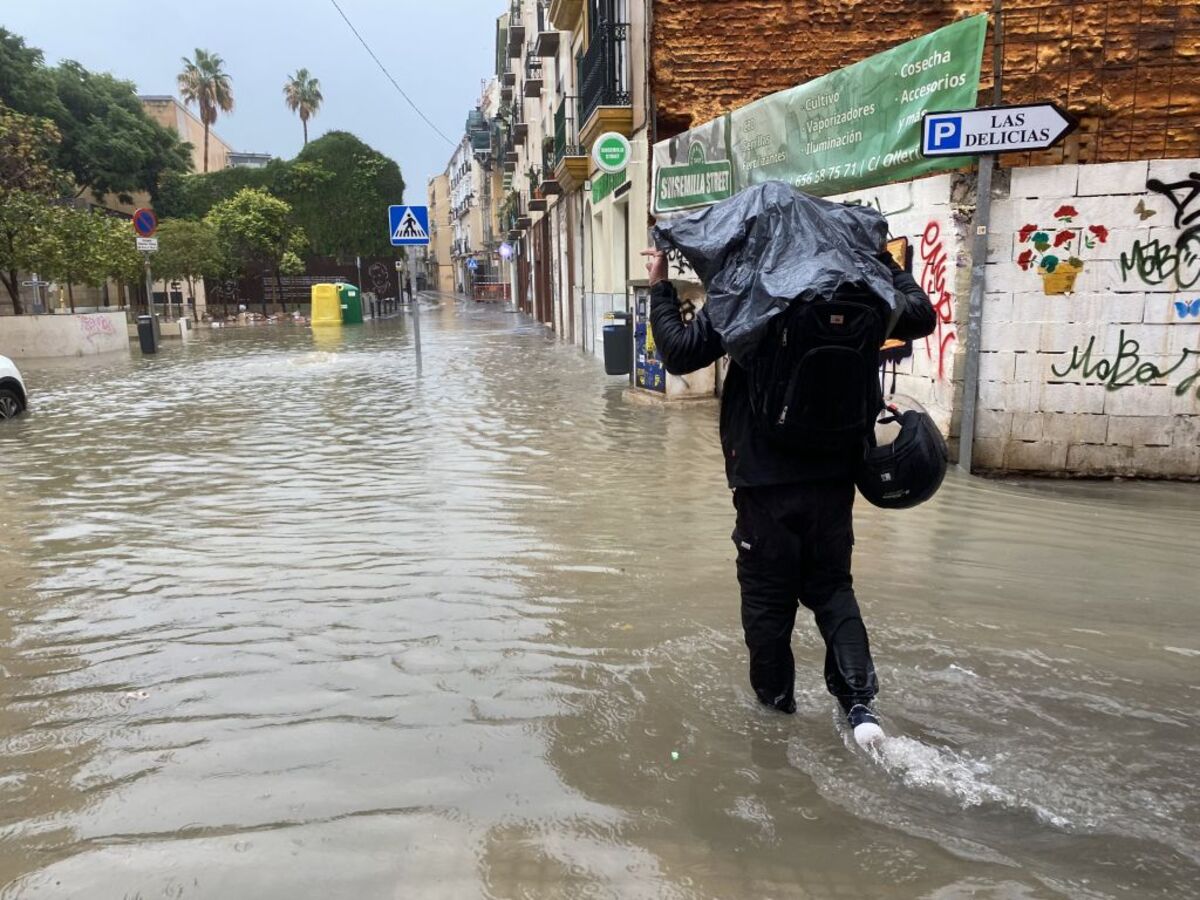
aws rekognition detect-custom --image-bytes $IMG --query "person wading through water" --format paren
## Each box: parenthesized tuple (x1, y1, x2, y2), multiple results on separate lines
(642, 245, 936, 746)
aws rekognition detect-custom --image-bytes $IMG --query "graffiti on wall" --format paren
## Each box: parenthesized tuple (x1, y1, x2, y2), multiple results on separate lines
(1051, 329, 1200, 398)
(77, 313, 116, 345)
(919, 220, 956, 381)
(1119, 173, 1200, 294)
(1015, 206, 1110, 295)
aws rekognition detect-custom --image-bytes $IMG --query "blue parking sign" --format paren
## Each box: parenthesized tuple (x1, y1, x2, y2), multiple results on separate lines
(923, 115, 963, 154)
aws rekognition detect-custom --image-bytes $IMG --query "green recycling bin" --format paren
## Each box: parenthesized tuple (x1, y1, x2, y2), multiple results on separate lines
(337, 283, 363, 325)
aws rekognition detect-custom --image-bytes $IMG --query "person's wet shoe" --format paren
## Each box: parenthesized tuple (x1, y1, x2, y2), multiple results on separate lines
(847, 703, 884, 748)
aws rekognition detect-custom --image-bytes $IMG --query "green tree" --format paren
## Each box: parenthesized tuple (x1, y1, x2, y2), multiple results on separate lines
(284, 131, 404, 259)
(0, 192, 55, 314)
(153, 218, 223, 316)
(96, 214, 144, 307)
(39, 204, 113, 312)
(0, 30, 61, 120)
(178, 49, 234, 174)
(205, 187, 296, 298)
(0, 30, 190, 204)
(0, 105, 67, 310)
(283, 68, 323, 147)
(156, 159, 285, 220)
(49, 61, 191, 203)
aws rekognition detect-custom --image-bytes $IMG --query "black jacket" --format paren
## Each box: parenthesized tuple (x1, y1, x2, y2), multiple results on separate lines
(650, 261, 937, 488)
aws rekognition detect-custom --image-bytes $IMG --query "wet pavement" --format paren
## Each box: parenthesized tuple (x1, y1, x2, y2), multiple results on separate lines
(1, 301, 1198, 899)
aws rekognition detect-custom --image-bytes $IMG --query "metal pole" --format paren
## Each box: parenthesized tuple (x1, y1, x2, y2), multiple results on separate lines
(958, 0, 1005, 474)
(958, 155, 993, 474)
(143, 254, 155, 320)
(407, 257, 422, 373)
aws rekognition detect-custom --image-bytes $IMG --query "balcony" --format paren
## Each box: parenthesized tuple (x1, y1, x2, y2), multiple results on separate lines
(534, 1, 560, 57)
(547, 0, 583, 31)
(552, 96, 589, 191)
(507, 0, 525, 58)
(502, 59, 516, 88)
(513, 101, 528, 142)
(539, 142, 561, 196)
(523, 48, 543, 98)
(578, 19, 632, 147)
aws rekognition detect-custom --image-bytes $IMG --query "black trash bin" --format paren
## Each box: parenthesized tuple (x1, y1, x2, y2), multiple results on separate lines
(602, 310, 632, 376)
(136, 314, 158, 354)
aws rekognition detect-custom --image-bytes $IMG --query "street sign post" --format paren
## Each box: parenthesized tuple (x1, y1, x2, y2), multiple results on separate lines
(388, 206, 428, 372)
(132, 208, 161, 317)
(132, 207, 158, 237)
(388, 205, 430, 246)
(920, 103, 1076, 157)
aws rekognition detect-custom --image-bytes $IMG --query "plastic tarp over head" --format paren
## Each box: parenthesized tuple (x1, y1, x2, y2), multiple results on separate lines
(653, 181, 895, 365)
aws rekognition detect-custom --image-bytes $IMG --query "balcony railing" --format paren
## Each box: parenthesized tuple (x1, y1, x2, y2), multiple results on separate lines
(534, 0, 560, 56)
(578, 20, 630, 129)
(507, 0, 525, 57)
(553, 96, 584, 166)
(524, 47, 543, 98)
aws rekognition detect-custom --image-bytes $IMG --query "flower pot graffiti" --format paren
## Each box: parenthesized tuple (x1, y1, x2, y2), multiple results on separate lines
(1017, 208, 1108, 296)
(1038, 259, 1082, 295)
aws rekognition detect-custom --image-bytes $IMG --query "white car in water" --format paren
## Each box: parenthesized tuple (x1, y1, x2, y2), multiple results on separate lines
(0, 355, 28, 420)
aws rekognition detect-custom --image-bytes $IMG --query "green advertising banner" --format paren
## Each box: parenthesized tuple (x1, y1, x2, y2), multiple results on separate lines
(652, 15, 988, 216)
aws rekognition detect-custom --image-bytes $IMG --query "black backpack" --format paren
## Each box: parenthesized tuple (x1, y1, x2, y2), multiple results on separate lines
(744, 288, 888, 451)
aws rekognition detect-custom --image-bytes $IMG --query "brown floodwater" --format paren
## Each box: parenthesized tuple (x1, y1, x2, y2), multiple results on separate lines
(1, 301, 1198, 899)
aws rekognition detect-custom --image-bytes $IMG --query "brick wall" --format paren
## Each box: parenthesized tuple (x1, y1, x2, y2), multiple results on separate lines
(980, 158, 1200, 476)
(652, 0, 1200, 164)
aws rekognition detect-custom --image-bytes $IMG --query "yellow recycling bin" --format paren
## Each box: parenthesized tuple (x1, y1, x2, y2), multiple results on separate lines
(310, 283, 343, 327)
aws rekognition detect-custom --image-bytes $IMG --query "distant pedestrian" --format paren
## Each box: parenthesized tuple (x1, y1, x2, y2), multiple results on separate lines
(643, 244, 935, 746)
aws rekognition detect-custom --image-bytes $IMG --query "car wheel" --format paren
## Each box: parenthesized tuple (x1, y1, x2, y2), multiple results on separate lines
(0, 388, 23, 420)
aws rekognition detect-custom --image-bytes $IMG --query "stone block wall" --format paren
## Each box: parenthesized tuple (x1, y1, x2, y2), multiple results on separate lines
(980, 158, 1200, 477)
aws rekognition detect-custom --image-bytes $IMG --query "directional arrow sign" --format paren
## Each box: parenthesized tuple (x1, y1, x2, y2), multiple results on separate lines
(921, 103, 1077, 157)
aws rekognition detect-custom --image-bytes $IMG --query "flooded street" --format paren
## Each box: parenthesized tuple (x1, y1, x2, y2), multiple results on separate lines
(2, 301, 1198, 899)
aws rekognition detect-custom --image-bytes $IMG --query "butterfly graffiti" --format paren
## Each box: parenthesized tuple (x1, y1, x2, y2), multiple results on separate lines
(1175, 298, 1200, 318)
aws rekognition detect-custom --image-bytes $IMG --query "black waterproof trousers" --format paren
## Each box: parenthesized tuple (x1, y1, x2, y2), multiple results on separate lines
(733, 480, 878, 714)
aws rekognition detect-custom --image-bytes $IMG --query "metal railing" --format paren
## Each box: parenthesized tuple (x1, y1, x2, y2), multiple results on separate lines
(578, 20, 630, 128)
(525, 45, 543, 84)
(553, 96, 584, 166)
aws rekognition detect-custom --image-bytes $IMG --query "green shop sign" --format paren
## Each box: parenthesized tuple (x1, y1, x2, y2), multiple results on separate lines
(591, 168, 628, 204)
(654, 142, 734, 212)
(652, 14, 988, 215)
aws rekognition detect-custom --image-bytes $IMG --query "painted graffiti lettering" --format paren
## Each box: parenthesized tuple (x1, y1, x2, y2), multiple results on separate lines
(1146, 171, 1200, 249)
(919, 220, 956, 381)
(1118, 236, 1200, 290)
(78, 313, 117, 343)
(1051, 329, 1200, 397)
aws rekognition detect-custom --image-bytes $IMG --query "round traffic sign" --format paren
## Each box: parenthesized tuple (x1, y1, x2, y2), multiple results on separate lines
(132, 208, 158, 237)
(592, 132, 631, 175)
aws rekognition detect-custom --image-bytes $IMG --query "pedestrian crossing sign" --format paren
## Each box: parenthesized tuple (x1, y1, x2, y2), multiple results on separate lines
(388, 205, 430, 246)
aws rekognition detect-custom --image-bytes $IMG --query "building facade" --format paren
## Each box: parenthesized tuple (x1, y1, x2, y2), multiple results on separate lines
(140, 95, 236, 174)
(426, 173, 456, 294)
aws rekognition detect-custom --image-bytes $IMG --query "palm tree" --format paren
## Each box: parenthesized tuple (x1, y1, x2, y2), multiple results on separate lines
(283, 69, 323, 146)
(177, 49, 234, 173)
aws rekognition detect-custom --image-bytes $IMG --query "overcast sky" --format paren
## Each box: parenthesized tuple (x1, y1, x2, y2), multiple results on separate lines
(1, 0, 498, 197)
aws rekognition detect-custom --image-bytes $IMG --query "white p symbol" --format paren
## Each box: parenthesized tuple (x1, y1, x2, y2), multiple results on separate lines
(933, 120, 957, 149)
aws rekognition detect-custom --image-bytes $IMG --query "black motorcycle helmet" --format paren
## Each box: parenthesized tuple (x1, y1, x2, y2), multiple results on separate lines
(856, 404, 948, 509)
